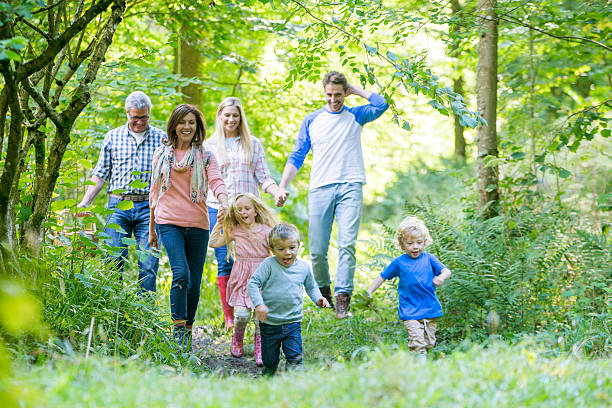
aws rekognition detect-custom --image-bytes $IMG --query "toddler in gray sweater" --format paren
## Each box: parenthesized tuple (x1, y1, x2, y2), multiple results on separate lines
(248, 223, 330, 375)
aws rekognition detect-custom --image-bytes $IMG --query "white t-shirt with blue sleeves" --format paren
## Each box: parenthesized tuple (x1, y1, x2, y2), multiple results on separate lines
(287, 93, 388, 190)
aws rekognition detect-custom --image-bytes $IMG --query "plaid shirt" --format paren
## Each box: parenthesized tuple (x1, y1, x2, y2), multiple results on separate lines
(206, 136, 275, 208)
(92, 124, 166, 195)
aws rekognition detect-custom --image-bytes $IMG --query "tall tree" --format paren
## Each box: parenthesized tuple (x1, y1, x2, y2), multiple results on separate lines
(0, 0, 127, 253)
(476, 0, 499, 216)
(177, 35, 204, 109)
(449, 0, 467, 159)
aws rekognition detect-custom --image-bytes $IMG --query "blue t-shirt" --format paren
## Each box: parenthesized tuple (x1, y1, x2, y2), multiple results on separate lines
(380, 253, 446, 320)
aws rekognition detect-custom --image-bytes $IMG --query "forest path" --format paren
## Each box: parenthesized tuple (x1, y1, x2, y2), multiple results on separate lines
(191, 325, 262, 377)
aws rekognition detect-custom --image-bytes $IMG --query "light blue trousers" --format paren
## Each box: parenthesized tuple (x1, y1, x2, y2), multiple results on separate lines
(308, 182, 363, 295)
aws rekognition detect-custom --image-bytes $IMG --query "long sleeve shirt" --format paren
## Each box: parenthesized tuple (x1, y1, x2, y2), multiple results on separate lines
(92, 124, 165, 194)
(153, 152, 227, 230)
(286, 93, 388, 190)
(205, 136, 276, 209)
(248, 257, 322, 325)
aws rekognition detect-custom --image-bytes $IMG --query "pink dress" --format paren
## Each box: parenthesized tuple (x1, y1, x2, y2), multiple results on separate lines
(226, 223, 272, 308)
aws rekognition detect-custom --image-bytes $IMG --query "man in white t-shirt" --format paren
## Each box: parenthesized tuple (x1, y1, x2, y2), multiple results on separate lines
(279, 71, 388, 318)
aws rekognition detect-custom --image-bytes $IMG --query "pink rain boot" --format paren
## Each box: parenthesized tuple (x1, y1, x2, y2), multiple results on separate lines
(231, 325, 245, 358)
(254, 333, 263, 366)
(217, 275, 234, 330)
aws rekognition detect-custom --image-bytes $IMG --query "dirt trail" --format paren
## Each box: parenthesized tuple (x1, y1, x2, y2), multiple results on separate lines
(191, 325, 262, 377)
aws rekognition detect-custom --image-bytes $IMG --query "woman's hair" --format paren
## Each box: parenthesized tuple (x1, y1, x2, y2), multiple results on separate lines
(268, 222, 300, 249)
(211, 97, 254, 168)
(125, 91, 152, 111)
(396, 216, 432, 248)
(221, 193, 278, 246)
(165, 104, 206, 148)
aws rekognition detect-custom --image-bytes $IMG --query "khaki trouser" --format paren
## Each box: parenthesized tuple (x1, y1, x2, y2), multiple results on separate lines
(402, 318, 437, 354)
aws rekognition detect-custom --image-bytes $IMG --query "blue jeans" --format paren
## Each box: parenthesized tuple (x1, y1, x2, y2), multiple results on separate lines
(308, 182, 363, 295)
(104, 197, 159, 292)
(158, 224, 209, 326)
(259, 321, 303, 376)
(208, 206, 234, 277)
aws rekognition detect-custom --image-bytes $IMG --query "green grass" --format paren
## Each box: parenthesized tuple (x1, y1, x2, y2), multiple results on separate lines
(8, 342, 610, 407)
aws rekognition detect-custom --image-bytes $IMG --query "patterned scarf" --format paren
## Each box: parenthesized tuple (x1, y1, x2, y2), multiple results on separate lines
(150, 144, 210, 206)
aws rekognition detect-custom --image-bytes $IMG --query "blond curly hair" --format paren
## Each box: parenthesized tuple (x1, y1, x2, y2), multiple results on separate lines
(396, 216, 433, 250)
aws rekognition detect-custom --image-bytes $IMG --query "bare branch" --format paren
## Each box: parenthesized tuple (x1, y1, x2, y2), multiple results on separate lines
(16, 0, 114, 81)
(21, 78, 63, 128)
(51, 37, 96, 108)
(498, 14, 612, 52)
(16, 16, 52, 41)
(33, 0, 68, 15)
(61, 0, 126, 124)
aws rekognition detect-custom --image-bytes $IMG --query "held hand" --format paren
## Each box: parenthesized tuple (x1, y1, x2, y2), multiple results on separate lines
(218, 194, 229, 212)
(62, 207, 93, 218)
(433, 276, 445, 287)
(255, 304, 269, 323)
(149, 229, 159, 251)
(317, 297, 330, 308)
(274, 188, 289, 207)
(217, 206, 227, 221)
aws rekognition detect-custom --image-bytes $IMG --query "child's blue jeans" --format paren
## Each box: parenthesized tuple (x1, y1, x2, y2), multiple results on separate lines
(259, 321, 303, 375)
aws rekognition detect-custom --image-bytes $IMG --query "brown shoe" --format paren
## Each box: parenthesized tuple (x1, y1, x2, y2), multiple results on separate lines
(319, 285, 335, 309)
(335, 294, 352, 319)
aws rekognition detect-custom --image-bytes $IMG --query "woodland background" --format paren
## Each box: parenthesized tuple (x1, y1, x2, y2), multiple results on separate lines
(0, 1, 610, 406)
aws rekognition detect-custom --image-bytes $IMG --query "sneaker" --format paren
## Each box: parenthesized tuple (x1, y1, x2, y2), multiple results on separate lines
(335, 293, 352, 319)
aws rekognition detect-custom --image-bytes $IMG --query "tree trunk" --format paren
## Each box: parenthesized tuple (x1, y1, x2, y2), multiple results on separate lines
(476, 0, 499, 217)
(453, 76, 466, 158)
(20, 0, 127, 254)
(178, 36, 203, 109)
(450, 0, 466, 160)
(0, 64, 25, 245)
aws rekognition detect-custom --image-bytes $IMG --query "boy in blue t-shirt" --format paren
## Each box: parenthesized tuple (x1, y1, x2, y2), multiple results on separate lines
(367, 216, 451, 355)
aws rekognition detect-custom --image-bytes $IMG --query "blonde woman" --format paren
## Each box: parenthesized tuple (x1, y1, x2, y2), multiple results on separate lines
(207, 97, 288, 330)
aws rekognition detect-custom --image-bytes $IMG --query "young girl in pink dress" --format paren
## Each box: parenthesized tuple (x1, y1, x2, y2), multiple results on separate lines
(209, 192, 278, 365)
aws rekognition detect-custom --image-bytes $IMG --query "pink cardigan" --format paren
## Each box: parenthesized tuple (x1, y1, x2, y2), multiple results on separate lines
(154, 152, 227, 230)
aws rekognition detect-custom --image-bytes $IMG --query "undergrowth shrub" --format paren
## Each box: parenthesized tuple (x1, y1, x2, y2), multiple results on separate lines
(362, 200, 611, 357)
(7, 242, 203, 372)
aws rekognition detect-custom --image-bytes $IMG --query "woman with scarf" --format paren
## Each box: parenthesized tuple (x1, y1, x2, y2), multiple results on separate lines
(149, 104, 228, 349)
(207, 97, 288, 331)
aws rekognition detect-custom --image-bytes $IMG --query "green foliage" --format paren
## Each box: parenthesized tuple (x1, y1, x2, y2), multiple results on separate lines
(8, 343, 612, 407)
(1, 242, 202, 372)
(361, 199, 611, 356)
(282, 0, 485, 130)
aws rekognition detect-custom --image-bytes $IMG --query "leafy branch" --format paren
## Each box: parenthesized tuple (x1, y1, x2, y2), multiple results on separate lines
(286, 0, 486, 130)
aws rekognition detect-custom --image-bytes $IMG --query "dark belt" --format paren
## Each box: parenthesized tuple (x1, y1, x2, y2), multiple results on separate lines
(110, 193, 149, 202)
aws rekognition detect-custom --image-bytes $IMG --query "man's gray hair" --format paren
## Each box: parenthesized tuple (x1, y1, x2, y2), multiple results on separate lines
(125, 91, 152, 111)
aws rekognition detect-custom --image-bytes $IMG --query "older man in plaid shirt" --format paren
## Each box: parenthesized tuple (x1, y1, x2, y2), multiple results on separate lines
(77, 91, 165, 292)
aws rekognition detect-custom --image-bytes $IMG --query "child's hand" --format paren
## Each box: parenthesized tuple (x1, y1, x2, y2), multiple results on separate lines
(433, 276, 445, 287)
(254, 304, 269, 323)
(217, 206, 227, 221)
(317, 297, 330, 308)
